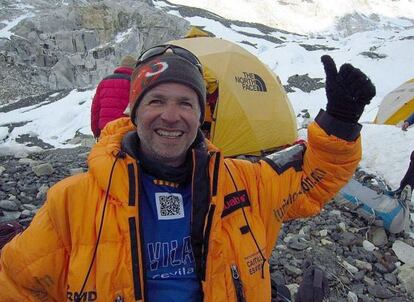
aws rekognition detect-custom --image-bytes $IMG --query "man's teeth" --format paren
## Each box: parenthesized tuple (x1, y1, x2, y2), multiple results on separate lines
(156, 130, 183, 137)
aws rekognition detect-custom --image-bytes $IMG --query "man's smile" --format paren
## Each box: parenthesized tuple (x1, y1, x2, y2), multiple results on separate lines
(155, 129, 184, 138)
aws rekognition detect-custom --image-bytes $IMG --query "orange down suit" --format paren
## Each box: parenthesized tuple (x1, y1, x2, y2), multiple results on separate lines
(0, 111, 361, 302)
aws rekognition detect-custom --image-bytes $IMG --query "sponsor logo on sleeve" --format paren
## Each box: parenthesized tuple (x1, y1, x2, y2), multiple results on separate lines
(273, 168, 327, 221)
(222, 190, 251, 217)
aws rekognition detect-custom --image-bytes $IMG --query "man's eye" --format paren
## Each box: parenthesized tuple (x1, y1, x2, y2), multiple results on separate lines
(149, 99, 162, 105)
(181, 101, 193, 108)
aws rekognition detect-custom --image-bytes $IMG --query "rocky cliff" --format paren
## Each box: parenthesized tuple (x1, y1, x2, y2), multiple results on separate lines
(0, 0, 190, 104)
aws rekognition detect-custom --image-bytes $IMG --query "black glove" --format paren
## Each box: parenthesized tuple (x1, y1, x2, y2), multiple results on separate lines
(321, 55, 376, 123)
(295, 265, 329, 302)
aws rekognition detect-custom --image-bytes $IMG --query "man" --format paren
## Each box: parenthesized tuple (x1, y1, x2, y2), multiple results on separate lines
(389, 111, 414, 196)
(91, 55, 136, 138)
(0, 45, 375, 301)
(402, 112, 414, 131)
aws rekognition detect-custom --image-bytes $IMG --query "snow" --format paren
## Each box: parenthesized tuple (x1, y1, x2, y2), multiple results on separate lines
(1, 0, 414, 193)
(0, 90, 95, 149)
(115, 28, 133, 43)
(0, 127, 8, 141)
(361, 124, 414, 189)
(164, 0, 414, 35)
(0, 13, 33, 39)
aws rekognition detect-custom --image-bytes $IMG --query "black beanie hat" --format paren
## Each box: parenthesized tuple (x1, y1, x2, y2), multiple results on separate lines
(129, 54, 206, 125)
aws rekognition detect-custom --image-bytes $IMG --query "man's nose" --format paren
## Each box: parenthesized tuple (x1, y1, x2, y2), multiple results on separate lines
(160, 103, 180, 122)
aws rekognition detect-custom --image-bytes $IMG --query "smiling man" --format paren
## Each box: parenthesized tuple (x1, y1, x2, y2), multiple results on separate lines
(0, 45, 375, 302)
(135, 82, 201, 167)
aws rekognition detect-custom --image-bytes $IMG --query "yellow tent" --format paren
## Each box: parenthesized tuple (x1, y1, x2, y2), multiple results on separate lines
(375, 79, 414, 125)
(169, 36, 298, 157)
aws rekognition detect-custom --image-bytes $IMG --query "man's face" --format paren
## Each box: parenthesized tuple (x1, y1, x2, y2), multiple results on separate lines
(135, 82, 201, 167)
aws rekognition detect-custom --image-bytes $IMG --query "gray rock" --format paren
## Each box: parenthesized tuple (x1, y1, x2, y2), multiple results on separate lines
(20, 209, 32, 219)
(287, 236, 309, 251)
(373, 252, 397, 273)
(18, 158, 38, 166)
(0, 199, 19, 211)
(321, 238, 333, 246)
(299, 225, 310, 236)
(32, 198, 45, 207)
(36, 184, 49, 199)
(69, 168, 84, 176)
(270, 271, 285, 285)
(347, 291, 358, 302)
(338, 222, 347, 232)
(363, 276, 376, 287)
(8, 195, 21, 207)
(357, 294, 372, 302)
(286, 283, 299, 298)
(384, 273, 398, 285)
(14, 151, 29, 159)
(328, 209, 342, 217)
(350, 283, 365, 294)
(78, 152, 89, 159)
(67, 137, 82, 145)
(353, 270, 366, 281)
(0, 210, 21, 223)
(370, 227, 388, 247)
(339, 275, 352, 285)
(367, 284, 394, 299)
(362, 240, 377, 252)
(21, 204, 37, 211)
(0, 0, 190, 103)
(19, 192, 34, 204)
(393, 240, 414, 266)
(339, 232, 358, 246)
(319, 229, 328, 237)
(343, 260, 359, 274)
(284, 264, 302, 277)
(80, 137, 95, 148)
(374, 262, 390, 274)
(398, 264, 414, 295)
(285, 73, 324, 93)
(32, 163, 54, 176)
(354, 259, 372, 272)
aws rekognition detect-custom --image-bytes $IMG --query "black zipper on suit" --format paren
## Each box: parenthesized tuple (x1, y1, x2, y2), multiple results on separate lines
(128, 217, 142, 300)
(137, 167, 149, 302)
(127, 163, 143, 300)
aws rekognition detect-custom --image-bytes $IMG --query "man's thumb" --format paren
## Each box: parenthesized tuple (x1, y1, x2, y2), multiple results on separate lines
(321, 55, 337, 79)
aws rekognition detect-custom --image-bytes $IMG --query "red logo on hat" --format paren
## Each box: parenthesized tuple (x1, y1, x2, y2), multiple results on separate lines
(130, 59, 169, 106)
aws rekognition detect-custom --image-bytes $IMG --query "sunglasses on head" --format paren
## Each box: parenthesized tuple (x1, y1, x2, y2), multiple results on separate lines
(136, 44, 203, 74)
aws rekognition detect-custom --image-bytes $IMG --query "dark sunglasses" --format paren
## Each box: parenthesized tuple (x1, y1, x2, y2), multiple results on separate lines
(136, 44, 203, 74)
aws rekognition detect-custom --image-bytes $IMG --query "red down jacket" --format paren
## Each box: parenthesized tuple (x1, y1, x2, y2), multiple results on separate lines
(90, 66, 133, 138)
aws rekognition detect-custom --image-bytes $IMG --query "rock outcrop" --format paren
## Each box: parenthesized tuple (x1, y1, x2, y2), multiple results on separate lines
(0, 0, 190, 104)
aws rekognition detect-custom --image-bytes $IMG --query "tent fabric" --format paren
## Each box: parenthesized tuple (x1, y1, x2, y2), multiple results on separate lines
(185, 26, 210, 38)
(203, 65, 218, 95)
(375, 79, 414, 125)
(169, 36, 298, 157)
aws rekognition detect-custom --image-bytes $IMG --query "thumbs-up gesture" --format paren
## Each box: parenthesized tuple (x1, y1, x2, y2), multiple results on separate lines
(321, 55, 376, 123)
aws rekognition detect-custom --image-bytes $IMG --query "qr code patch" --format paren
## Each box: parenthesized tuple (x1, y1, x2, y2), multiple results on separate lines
(155, 193, 185, 220)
